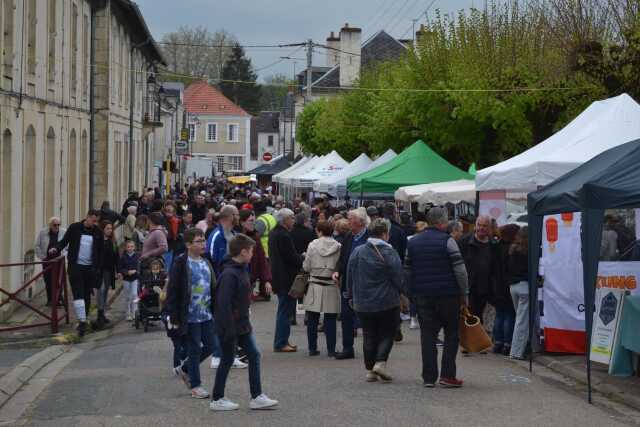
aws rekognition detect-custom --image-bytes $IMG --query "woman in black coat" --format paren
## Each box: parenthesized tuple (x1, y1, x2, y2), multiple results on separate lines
(95, 221, 118, 329)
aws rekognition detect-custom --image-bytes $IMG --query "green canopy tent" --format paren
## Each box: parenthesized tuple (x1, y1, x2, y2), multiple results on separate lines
(347, 140, 473, 195)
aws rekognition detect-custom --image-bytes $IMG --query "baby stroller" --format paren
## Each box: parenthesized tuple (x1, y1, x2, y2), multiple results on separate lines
(134, 257, 167, 332)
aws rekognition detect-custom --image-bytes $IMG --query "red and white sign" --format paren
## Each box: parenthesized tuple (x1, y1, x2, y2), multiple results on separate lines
(263, 152, 273, 162)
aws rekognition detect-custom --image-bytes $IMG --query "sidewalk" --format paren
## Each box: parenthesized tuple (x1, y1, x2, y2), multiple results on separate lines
(534, 353, 640, 411)
(0, 284, 127, 413)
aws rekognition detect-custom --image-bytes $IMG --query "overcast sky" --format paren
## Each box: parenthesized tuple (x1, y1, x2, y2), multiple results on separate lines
(136, 0, 476, 81)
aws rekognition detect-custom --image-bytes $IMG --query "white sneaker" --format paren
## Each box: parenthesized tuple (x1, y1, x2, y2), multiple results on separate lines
(232, 358, 248, 369)
(400, 312, 411, 321)
(409, 317, 419, 330)
(366, 370, 378, 382)
(191, 386, 210, 399)
(249, 393, 278, 410)
(210, 397, 239, 411)
(126, 315, 133, 322)
(210, 357, 220, 369)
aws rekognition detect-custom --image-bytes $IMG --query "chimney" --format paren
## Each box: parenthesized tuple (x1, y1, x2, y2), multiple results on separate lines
(339, 23, 362, 87)
(415, 24, 427, 43)
(326, 31, 340, 68)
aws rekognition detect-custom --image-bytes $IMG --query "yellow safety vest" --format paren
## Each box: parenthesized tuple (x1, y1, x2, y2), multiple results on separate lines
(257, 213, 277, 257)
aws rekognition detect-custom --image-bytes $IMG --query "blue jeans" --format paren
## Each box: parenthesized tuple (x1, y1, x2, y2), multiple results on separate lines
(274, 293, 296, 349)
(340, 294, 355, 353)
(492, 307, 515, 346)
(307, 311, 337, 354)
(213, 332, 262, 400)
(163, 250, 174, 272)
(171, 335, 188, 368)
(184, 320, 217, 388)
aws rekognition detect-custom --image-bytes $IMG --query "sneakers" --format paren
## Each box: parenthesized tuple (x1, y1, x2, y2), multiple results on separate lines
(210, 357, 248, 369)
(249, 393, 279, 410)
(173, 366, 190, 390)
(232, 358, 248, 369)
(400, 312, 411, 321)
(191, 386, 210, 399)
(210, 397, 239, 411)
(372, 362, 392, 382)
(409, 317, 419, 330)
(366, 371, 378, 382)
(126, 315, 133, 322)
(439, 377, 463, 388)
(423, 382, 435, 388)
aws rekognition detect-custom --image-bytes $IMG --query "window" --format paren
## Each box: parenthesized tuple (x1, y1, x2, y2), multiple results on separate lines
(268, 135, 274, 147)
(216, 156, 224, 174)
(71, 3, 78, 92)
(3, 0, 14, 78)
(227, 124, 239, 143)
(48, 0, 56, 83)
(188, 124, 196, 142)
(206, 123, 217, 142)
(27, 0, 36, 75)
(229, 156, 243, 171)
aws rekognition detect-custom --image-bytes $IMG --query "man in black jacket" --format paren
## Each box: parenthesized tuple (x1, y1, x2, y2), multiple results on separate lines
(382, 202, 407, 342)
(457, 215, 503, 322)
(50, 209, 103, 337)
(333, 207, 370, 359)
(269, 208, 302, 352)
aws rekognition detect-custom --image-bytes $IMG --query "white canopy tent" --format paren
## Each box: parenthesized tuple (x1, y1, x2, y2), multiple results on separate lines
(313, 153, 372, 196)
(274, 156, 322, 184)
(476, 93, 640, 191)
(293, 151, 349, 188)
(272, 156, 312, 184)
(395, 179, 476, 205)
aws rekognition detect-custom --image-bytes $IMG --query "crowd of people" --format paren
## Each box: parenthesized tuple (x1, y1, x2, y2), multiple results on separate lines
(36, 177, 542, 411)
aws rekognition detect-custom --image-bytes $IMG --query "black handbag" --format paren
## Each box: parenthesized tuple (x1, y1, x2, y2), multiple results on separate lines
(288, 272, 309, 299)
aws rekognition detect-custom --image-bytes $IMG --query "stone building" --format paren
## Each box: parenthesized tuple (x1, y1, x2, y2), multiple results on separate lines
(0, 0, 164, 318)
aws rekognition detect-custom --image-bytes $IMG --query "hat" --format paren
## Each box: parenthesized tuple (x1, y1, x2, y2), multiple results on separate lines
(366, 206, 379, 217)
(200, 191, 207, 196)
(241, 203, 253, 210)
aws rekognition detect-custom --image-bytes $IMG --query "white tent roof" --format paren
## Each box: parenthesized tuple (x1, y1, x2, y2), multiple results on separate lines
(293, 151, 349, 188)
(278, 155, 326, 185)
(313, 153, 372, 195)
(476, 93, 640, 191)
(276, 156, 325, 184)
(272, 156, 312, 183)
(395, 180, 476, 205)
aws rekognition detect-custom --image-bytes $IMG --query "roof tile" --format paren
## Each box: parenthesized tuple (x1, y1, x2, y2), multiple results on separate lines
(184, 80, 250, 116)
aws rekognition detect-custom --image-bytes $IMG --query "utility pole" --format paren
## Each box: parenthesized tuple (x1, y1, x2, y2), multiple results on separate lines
(305, 39, 313, 103)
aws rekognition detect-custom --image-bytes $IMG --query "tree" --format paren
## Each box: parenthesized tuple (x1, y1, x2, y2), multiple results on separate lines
(219, 44, 262, 115)
(259, 73, 294, 111)
(160, 26, 236, 81)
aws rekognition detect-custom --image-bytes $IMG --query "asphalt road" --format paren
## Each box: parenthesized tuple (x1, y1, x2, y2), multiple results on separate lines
(17, 299, 640, 427)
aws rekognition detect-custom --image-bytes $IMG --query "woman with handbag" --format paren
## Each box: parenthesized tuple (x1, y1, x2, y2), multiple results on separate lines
(302, 221, 342, 357)
(346, 219, 404, 382)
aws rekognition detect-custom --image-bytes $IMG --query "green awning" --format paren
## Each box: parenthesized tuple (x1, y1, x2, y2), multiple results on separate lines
(347, 140, 473, 194)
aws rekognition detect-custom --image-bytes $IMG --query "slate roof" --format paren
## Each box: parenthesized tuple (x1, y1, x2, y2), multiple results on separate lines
(184, 81, 250, 116)
(306, 30, 407, 91)
(248, 156, 291, 176)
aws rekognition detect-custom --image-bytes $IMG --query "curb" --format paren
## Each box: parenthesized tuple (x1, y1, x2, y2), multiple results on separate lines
(0, 284, 124, 350)
(534, 355, 640, 411)
(0, 346, 67, 409)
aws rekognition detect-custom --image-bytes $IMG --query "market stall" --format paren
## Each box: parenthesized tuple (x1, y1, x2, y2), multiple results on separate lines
(527, 138, 640, 402)
(313, 153, 372, 197)
(248, 155, 291, 188)
(292, 151, 349, 190)
(394, 179, 475, 205)
(347, 140, 472, 199)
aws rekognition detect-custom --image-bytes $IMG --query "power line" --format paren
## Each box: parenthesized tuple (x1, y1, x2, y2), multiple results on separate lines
(367, 0, 402, 38)
(314, 43, 361, 57)
(157, 41, 306, 49)
(381, 0, 412, 33)
(254, 46, 305, 72)
(389, 0, 423, 35)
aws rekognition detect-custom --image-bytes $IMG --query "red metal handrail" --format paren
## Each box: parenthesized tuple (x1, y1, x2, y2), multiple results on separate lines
(0, 256, 69, 334)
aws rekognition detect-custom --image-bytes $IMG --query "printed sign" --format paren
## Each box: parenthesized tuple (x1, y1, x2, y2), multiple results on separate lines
(590, 288, 626, 365)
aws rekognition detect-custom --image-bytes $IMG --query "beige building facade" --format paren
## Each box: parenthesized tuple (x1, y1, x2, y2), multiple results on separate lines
(0, 0, 164, 318)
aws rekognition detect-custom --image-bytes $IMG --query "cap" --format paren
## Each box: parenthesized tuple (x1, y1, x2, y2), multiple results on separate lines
(366, 206, 379, 217)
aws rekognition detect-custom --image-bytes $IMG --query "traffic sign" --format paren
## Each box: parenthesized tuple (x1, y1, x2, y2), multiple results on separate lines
(180, 128, 189, 141)
(263, 152, 273, 162)
(176, 140, 188, 155)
